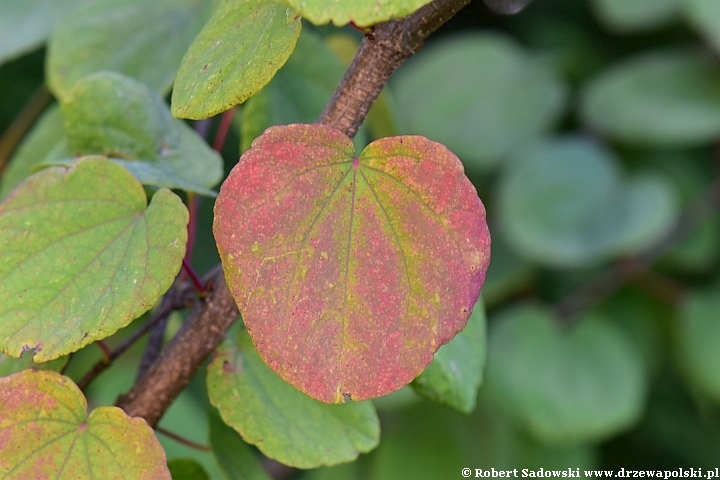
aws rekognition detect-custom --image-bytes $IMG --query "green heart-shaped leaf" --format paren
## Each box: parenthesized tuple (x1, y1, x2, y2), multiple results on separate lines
(484, 305, 648, 445)
(498, 136, 678, 268)
(0, 157, 187, 361)
(171, 0, 302, 120)
(63, 74, 172, 160)
(207, 330, 380, 468)
(214, 124, 490, 403)
(0, 369, 170, 478)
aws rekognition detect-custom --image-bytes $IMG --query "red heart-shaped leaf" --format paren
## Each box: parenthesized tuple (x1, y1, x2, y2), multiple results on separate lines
(214, 124, 490, 403)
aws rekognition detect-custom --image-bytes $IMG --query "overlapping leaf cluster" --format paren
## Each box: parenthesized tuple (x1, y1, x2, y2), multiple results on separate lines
(0, 0, 487, 476)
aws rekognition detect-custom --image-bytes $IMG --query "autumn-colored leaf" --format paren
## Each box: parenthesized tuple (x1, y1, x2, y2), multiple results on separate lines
(0, 369, 170, 479)
(213, 124, 490, 403)
(411, 298, 487, 413)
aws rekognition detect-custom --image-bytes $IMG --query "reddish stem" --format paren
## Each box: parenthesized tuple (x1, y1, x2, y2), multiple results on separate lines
(182, 258, 206, 297)
(213, 107, 237, 153)
(183, 193, 199, 267)
(96, 341, 112, 365)
(155, 426, 211, 451)
(0, 85, 52, 176)
(349, 21, 371, 34)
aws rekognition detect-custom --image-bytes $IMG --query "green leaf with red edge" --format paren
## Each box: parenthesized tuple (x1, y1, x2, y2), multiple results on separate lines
(213, 124, 490, 403)
(0, 157, 188, 361)
(280, 0, 433, 27)
(0, 369, 170, 479)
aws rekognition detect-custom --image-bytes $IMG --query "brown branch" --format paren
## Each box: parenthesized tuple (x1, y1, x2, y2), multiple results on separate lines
(117, 266, 238, 427)
(212, 106, 237, 153)
(136, 314, 170, 379)
(318, 0, 472, 138)
(77, 281, 196, 391)
(116, 0, 471, 428)
(155, 426, 211, 452)
(136, 281, 190, 380)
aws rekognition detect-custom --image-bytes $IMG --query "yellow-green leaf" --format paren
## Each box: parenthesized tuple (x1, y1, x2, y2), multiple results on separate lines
(0, 157, 187, 361)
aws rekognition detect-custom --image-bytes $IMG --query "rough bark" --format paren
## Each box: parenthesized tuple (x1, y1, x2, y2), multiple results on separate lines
(319, 0, 472, 137)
